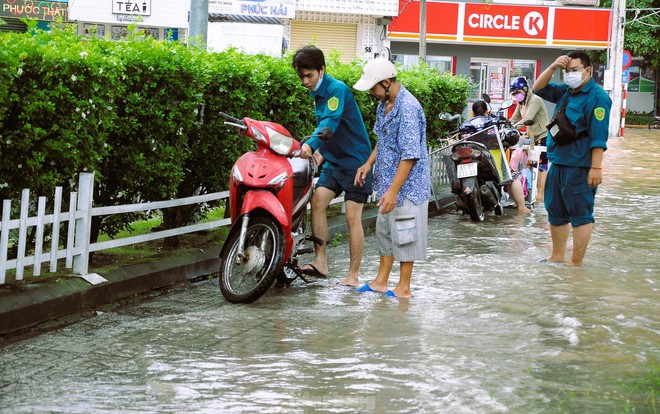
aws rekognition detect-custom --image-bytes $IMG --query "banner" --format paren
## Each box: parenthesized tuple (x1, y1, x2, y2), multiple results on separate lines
(1, 0, 68, 21)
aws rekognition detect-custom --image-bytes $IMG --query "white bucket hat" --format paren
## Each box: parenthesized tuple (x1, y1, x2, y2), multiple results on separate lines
(353, 58, 397, 91)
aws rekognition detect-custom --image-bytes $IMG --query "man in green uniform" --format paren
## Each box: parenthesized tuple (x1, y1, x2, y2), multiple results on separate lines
(533, 50, 611, 266)
(292, 46, 373, 286)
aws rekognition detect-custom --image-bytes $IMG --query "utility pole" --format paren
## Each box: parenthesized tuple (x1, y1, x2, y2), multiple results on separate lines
(419, 0, 427, 63)
(608, 0, 626, 137)
(189, 0, 209, 48)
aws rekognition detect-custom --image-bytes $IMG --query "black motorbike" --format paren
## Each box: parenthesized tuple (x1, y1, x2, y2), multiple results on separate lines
(440, 99, 520, 222)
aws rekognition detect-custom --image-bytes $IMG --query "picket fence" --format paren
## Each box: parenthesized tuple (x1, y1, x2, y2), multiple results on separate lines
(0, 146, 454, 286)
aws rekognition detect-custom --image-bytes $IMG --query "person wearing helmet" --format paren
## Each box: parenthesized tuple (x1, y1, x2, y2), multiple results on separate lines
(292, 45, 373, 286)
(509, 76, 550, 200)
(352, 58, 430, 299)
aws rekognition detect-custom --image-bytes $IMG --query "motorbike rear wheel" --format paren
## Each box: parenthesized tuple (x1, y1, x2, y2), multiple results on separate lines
(467, 192, 485, 222)
(219, 215, 285, 303)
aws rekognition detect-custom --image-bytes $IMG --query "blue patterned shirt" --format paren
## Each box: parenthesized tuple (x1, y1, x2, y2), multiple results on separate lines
(373, 85, 431, 206)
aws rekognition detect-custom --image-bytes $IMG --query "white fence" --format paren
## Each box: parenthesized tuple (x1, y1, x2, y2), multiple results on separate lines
(0, 173, 235, 285)
(0, 148, 453, 286)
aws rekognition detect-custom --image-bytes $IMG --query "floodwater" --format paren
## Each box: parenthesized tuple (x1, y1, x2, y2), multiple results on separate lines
(0, 130, 658, 413)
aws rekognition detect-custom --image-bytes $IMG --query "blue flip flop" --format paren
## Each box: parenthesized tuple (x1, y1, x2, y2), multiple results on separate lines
(356, 284, 377, 293)
(383, 290, 397, 298)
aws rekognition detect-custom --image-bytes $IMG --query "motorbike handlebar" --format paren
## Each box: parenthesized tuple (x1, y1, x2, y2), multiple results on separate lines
(218, 111, 244, 125)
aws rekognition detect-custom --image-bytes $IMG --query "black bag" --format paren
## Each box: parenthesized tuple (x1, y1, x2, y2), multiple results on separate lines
(546, 92, 586, 146)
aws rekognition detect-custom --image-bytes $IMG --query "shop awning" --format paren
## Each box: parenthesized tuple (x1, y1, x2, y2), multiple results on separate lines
(208, 13, 283, 25)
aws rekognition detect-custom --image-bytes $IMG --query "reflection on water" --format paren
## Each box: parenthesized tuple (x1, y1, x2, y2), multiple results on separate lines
(0, 131, 658, 413)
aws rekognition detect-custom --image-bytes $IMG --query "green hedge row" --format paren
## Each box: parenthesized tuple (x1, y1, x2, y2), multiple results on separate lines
(0, 24, 468, 240)
(625, 112, 657, 126)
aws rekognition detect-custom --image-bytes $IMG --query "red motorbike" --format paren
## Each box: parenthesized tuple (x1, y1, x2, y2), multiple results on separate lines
(217, 112, 330, 303)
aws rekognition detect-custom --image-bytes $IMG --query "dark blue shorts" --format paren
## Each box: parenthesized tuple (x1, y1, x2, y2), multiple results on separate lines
(317, 164, 373, 204)
(544, 164, 597, 227)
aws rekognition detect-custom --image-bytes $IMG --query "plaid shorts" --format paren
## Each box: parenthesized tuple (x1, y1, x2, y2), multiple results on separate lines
(376, 199, 428, 262)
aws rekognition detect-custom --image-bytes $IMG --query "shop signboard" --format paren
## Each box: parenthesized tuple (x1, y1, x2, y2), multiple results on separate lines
(209, 0, 295, 19)
(388, 0, 611, 49)
(1, 0, 68, 21)
(68, 0, 187, 28)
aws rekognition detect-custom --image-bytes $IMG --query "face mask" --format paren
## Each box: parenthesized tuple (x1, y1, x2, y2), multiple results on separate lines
(564, 70, 585, 89)
(513, 92, 525, 103)
(313, 70, 324, 92)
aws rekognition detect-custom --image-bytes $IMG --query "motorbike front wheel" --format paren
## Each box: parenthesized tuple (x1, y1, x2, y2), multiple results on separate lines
(467, 192, 485, 222)
(649, 119, 660, 130)
(219, 215, 285, 303)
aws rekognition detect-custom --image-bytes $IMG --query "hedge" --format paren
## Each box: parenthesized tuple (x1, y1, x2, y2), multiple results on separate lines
(0, 23, 468, 243)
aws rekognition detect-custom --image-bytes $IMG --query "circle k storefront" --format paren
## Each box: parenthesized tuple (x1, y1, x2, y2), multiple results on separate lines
(386, 0, 611, 114)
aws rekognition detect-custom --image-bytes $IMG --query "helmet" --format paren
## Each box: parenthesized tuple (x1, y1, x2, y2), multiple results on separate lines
(502, 127, 520, 148)
(509, 76, 529, 93)
(354, 58, 397, 91)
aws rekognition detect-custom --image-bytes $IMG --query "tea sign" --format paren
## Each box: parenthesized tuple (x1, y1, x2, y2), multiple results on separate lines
(113, 0, 151, 16)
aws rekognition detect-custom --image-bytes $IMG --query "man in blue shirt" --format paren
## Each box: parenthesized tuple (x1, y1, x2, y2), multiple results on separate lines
(533, 50, 611, 266)
(353, 58, 431, 299)
(292, 46, 373, 286)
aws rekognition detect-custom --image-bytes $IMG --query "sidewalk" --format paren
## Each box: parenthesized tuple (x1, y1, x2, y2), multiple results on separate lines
(0, 199, 451, 341)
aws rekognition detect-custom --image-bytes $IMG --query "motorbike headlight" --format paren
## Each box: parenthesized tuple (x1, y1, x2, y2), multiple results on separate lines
(268, 131, 295, 156)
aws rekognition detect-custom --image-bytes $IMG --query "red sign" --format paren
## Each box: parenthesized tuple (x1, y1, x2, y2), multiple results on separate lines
(463, 3, 548, 43)
(622, 50, 632, 69)
(389, 0, 611, 49)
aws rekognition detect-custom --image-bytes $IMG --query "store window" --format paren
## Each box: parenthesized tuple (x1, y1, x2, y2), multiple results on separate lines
(509, 60, 537, 88)
(84, 24, 105, 38)
(393, 54, 452, 73)
(469, 58, 537, 104)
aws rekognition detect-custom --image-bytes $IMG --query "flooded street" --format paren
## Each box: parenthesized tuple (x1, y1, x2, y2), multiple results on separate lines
(1, 130, 658, 413)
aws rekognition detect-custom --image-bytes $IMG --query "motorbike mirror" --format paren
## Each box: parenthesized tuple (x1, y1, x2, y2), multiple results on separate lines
(500, 99, 515, 110)
(481, 94, 491, 104)
(523, 120, 535, 126)
(317, 127, 333, 142)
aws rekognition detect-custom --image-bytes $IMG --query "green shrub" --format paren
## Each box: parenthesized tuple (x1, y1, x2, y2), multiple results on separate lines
(0, 25, 469, 244)
(625, 112, 654, 126)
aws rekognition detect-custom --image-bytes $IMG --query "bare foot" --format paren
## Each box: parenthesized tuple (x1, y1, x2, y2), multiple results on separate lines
(564, 261, 582, 267)
(539, 256, 564, 263)
(337, 276, 359, 287)
(390, 288, 413, 299)
(517, 206, 532, 213)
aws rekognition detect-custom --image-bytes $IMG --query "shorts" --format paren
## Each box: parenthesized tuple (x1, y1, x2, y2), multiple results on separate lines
(545, 164, 597, 227)
(317, 164, 373, 204)
(376, 199, 428, 262)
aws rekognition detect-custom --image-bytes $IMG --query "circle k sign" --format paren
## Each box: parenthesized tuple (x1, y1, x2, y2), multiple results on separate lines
(464, 4, 548, 39)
